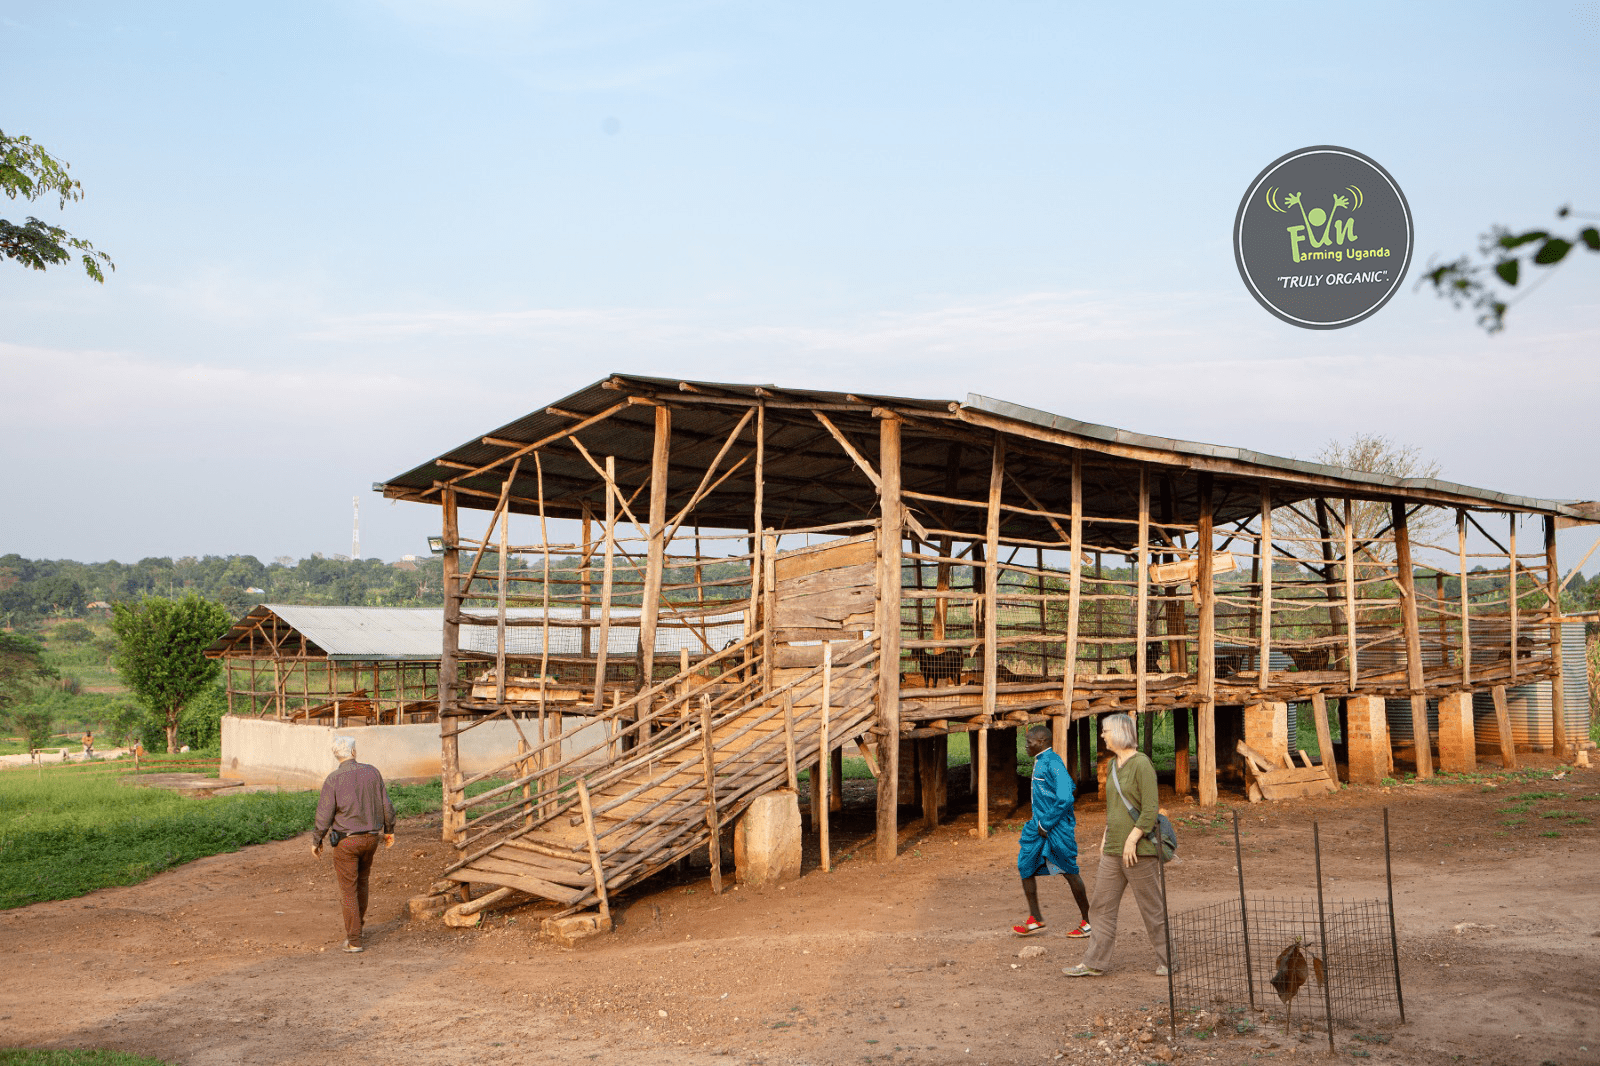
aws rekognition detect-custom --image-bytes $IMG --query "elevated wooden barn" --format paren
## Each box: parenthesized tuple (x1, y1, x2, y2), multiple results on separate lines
(377, 374, 1596, 919)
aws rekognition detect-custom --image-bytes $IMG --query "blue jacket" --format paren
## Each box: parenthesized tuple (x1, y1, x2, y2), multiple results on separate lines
(1017, 748, 1079, 877)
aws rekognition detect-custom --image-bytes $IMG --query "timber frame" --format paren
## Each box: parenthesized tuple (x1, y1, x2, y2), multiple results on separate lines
(379, 374, 1598, 882)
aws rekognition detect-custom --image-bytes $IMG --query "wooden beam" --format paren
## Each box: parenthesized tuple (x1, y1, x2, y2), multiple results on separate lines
(635, 405, 673, 723)
(979, 434, 1004, 841)
(440, 486, 464, 843)
(1058, 452, 1083, 760)
(1311, 692, 1338, 785)
(1197, 473, 1217, 807)
(876, 414, 904, 863)
(1545, 515, 1567, 758)
(1393, 502, 1433, 780)
(1491, 684, 1518, 769)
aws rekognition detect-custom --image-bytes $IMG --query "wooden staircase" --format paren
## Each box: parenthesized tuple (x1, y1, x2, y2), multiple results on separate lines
(440, 633, 880, 917)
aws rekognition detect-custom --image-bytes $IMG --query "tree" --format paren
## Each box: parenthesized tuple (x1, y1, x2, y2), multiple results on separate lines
(1, 129, 114, 281)
(1, 631, 57, 749)
(111, 595, 231, 754)
(1276, 433, 1445, 569)
(1420, 205, 1599, 333)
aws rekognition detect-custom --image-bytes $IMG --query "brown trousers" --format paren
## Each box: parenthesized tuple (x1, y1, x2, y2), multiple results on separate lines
(1080, 850, 1169, 972)
(332, 833, 381, 944)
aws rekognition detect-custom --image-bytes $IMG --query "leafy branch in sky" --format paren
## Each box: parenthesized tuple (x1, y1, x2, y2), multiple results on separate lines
(1419, 206, 1599, 333)
(0, 128, 115, 282)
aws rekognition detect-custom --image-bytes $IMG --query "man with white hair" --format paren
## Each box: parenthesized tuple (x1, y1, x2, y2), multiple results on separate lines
(312, 735, 395, 953)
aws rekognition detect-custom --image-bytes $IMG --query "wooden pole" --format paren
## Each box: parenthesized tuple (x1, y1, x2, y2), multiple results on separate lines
(748, 401, 766, 641)
(574, 778, 611, 921)
(782, 691, 799, 792)
(439, 486, 464, 843)
(699, 696, 723, 894)
(635, 405, 672, 731)
(979, 434, 1004, 841)
(820, 641, 832, 873)
(591, 457, 618, 713)
(1545, 515, 1567, 758)
(1393, 502, 1434, 780)
(581, 504, 593, 658)
(1059, 453, 1083, 760)
(1311, 692, 1338, 784)
(1491, 684, 1518, 769)
(1257, 488, 1273, 693)
(1135, 467, 1149, 716)
(1197, 473, 1218, 807)
(1458, 509, 1472, 688)
(1508, 514, 1519, 683)
(1344, 498, 1358, 689)
(876, 414, 904, 862)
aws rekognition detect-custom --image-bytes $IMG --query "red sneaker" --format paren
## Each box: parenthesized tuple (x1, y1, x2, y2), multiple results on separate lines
(1065, 919, 1092, 938)
(1011, 917, 1046, 937)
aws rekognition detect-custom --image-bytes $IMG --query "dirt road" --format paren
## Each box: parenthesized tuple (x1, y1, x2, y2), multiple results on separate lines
(2, 762, 1595, 1066)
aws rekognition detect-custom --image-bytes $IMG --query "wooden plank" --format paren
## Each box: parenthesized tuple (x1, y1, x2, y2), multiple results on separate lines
(776, 561, 876, 598)
(876, 415, 903, 863)
(1491, 685, 1518, 769)
(465, 854, 593, 888)
(774, 585, 877, 628)
(1311, 692, 1339, 785)
(450, 868, 581, 904)
(820, 641, 832, 872)
(575, 779, 611, 922)
(775, 534, 877, 583)
(1255, 777, 1338, 801)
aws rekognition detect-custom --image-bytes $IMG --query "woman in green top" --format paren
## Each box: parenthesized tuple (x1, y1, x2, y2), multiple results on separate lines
(1062, 712, 1171, 978)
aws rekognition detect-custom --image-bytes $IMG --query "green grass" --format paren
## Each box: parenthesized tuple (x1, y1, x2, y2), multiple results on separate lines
(0, 1051, 172, 1065)
(0, 764, 447, 909)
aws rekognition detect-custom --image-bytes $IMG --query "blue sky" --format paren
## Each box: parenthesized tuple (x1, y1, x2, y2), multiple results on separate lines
(3, 1, 1598, 565)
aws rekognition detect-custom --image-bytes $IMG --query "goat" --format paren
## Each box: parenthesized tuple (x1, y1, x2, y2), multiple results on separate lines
(910, 646, 965, 686)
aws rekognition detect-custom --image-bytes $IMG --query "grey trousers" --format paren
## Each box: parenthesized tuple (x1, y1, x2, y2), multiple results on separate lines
(1080, 851, 1169, 972)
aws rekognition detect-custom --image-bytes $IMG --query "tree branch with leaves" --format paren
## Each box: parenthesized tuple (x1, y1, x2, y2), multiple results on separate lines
(1419, 205, 1599, 333)
(1, 129, 114, 282)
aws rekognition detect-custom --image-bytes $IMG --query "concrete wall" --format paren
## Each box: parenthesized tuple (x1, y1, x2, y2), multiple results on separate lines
(220, 715, 608, 788)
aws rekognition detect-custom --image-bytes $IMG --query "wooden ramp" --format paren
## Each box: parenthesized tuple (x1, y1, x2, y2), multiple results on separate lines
(441, 633, 880, 914)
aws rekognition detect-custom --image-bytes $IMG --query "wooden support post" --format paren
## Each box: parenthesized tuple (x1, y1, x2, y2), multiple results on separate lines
(977, 724, 989, 836)
(875, 414, 903, 863)
(439, 486, 464, 843)
(1344, 498, 1359, 688)
(699, 696, 724, 894)
(1457, 510, 1472, 688)
(782, 691, 799, 792)
(1545, 515, 1568, 758)
(1311, 692, 1338, 784)
(1508, 514, 1519, 683)
(1490, 685, 1518, 769)
(1257, 487, 1273, 692)
(979, 434, 1003, 836)
(820, 640, 832, 872)
(1174, 707, 1191, 795)
(636, 405, 672, 728)
(1060, 453, 1084, 761)
(581, 504, 593, 658)
(1135, 466, 1149, 714)
(919, 734, 947, 827)
(591, 457, 618, 713)
(1197, 474, 1218, 806)
(1393, 502, 1433, 780)
(575, 778, 611, 920)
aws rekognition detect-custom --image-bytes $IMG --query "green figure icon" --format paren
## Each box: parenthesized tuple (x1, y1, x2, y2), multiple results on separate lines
(1266, 185, 1362, 261)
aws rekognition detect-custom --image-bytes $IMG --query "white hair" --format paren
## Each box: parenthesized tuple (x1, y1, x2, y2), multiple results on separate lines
(1100, 713, 1137, 752)
(332, 735, 357, 760)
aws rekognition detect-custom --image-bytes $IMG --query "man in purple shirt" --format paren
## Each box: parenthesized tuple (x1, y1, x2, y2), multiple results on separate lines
(313, 735, 395, 953)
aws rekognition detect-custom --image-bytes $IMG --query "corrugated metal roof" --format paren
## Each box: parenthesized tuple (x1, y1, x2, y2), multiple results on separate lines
(375, 374, 1597, 528)
(206, 604, 746, 661)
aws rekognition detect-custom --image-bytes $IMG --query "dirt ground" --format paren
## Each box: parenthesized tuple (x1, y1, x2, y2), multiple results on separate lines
(3, 758, 1597, 1066)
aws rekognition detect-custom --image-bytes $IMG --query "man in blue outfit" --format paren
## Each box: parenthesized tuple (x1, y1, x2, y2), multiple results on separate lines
(1011, 724, 1091, 938)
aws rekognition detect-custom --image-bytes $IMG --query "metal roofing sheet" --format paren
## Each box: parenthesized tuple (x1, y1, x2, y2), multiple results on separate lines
(209, 604, 746, 661)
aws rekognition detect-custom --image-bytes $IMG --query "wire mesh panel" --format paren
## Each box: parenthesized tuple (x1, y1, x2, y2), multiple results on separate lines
(1169, 895, 1401, 1028)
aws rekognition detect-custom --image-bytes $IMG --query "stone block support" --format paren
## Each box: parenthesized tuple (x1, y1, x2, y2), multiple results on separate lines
(1244, 701, 1289, 764)
(1345, 696, 1393, 785)
(734, 788, 802, 887)
(1437, 693, 1476, 774)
